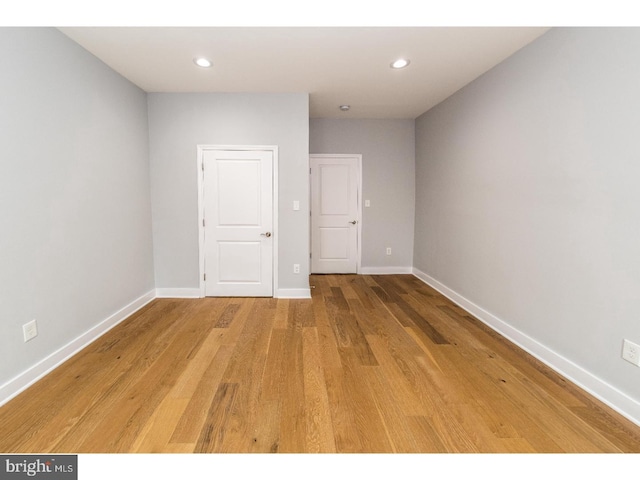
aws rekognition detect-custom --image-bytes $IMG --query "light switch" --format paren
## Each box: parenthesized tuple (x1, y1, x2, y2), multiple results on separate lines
(365, 200, 371, 207)
(293, 200, 300, 211)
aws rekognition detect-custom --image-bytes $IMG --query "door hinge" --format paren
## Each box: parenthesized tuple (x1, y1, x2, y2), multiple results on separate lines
(202, 162, 205, 171)
(309, 167, 311, 174)
(204, 273, 206, 281)
(202, 219, 205, 227)
(310, 252, 312, 259)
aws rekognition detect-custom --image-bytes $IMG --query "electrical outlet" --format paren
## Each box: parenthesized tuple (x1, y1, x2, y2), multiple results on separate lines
(293, 264, 300, 274)
(365, 199, 371, 207)
(23, 320, 38, 342)
(622, 339, 640, 366)
(386, 247, 392, 256)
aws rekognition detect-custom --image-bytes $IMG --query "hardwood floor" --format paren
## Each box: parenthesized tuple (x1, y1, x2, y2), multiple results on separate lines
(1, 274, 639, 453)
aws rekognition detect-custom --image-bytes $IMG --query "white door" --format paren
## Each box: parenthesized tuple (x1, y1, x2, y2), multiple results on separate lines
(310, 155, 360, 274)
(203, 149, 273, 296)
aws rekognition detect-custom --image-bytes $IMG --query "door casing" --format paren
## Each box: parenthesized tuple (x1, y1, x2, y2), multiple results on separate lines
(197, 145, 279, 297)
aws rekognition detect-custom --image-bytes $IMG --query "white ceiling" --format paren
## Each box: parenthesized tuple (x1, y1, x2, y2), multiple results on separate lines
(59, 27, 550, 119)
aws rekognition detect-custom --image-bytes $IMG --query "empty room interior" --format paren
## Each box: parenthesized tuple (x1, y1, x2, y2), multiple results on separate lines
(2, 25, 640, 455)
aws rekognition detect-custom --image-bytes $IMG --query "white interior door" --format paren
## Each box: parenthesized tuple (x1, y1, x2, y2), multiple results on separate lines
(203, 149, 273, 296)
(310, 155, 360, 274)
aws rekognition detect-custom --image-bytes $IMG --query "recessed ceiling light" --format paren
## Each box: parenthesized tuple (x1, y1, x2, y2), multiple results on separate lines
(339, 105, 350, 112)
(390, 58, 410, 69)
(194, 57, 212, 68)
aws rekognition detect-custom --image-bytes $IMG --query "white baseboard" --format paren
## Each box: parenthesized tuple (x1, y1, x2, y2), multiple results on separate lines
(0, 290, 156, 408)
(156, 288, 202, 298)
(156, 287, 311, 299)
(412, 267, 640, 427)
(359, 266, 413, 275)
(276, 288, 311, 299)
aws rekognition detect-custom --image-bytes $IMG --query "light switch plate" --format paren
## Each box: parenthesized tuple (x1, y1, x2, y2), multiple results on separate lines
(293, 200, 300, 211)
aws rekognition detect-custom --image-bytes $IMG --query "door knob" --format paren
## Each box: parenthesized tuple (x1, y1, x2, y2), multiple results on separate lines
(261, 232, 272, 237)
(349, 220, 357, 225)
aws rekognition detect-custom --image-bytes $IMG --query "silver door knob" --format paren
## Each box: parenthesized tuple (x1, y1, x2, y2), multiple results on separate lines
(349, 220, 357, 225)
(261, 232, 272, 237)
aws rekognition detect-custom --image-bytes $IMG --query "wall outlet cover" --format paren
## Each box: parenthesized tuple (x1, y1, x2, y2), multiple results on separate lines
(23, 320, 38, 342)
(622, 339, 640, 366)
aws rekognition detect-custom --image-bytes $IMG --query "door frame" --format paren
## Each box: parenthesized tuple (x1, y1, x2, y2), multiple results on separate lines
(309, 154, 363, 274)
(197, 145, 279, 298)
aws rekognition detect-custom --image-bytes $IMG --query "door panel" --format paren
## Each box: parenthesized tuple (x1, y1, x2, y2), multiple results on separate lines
(311, 155, 359, 274)
(217, 161, 261, 226)
(319, 227, 350, 259)
(217, 241, 262, 282)
(204, 150, 273, 296)
(320, 164, 350, 215)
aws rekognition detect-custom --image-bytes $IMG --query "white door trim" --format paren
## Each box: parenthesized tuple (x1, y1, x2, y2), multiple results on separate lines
(309, 154, 362, 274)
(197, 145, 279, 298)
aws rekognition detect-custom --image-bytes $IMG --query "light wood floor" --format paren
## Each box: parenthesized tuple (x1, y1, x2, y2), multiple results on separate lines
(1, 274, 639, 453)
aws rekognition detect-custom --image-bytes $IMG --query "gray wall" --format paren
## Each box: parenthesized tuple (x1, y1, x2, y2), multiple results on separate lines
(310, 119, 415, 270)
(415, 28, 640, 402)
(148, 93, 309, 292)
(0, 28, 155, 387)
